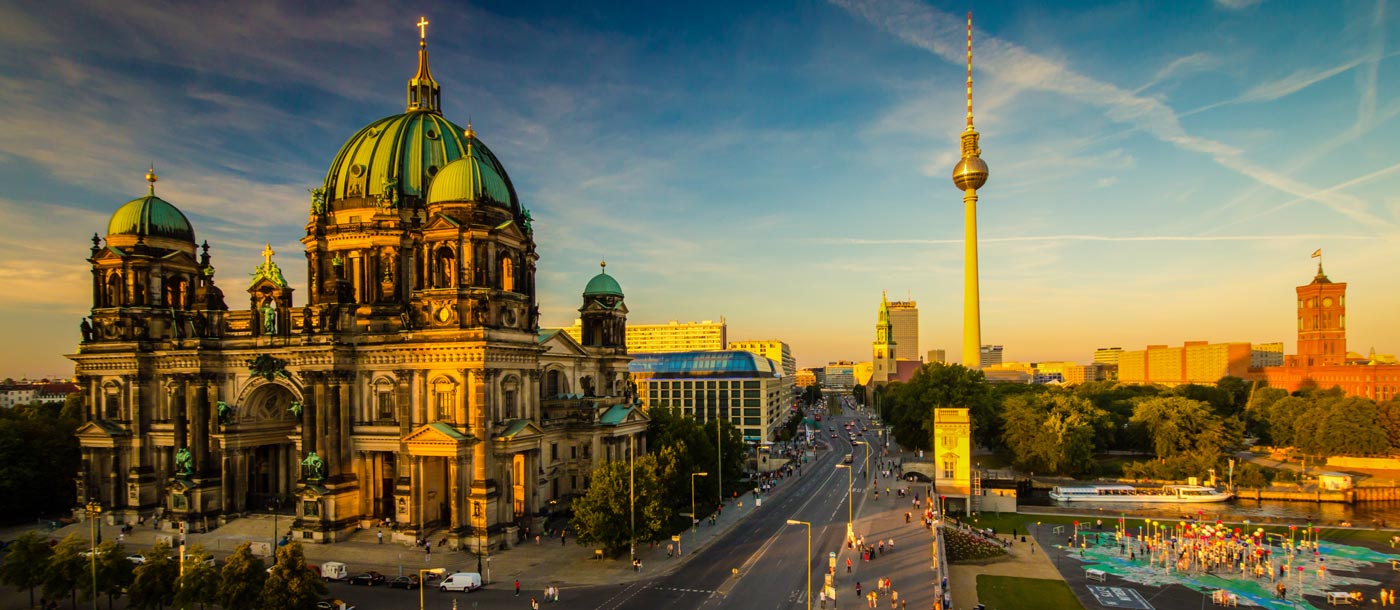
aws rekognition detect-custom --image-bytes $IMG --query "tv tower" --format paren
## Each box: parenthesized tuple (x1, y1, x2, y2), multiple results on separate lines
(952, 12, 989, 370)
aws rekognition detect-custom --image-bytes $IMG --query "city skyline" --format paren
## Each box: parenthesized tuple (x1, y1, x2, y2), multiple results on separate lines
(2, 0, 1399, 376)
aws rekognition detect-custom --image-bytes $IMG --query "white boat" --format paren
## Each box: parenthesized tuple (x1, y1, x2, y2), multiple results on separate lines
(1049, 484, 1233, 503)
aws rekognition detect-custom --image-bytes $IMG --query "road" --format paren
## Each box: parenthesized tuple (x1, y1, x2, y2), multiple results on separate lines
(339, 406, 879, 610)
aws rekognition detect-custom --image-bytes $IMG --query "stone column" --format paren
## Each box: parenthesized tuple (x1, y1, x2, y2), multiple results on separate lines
(326, 375, 342, 478)
(470, 371, 490, 482)
(394, 370, 412, 437)
(448, 456, 461, 529)
(456, 369, 470, 426)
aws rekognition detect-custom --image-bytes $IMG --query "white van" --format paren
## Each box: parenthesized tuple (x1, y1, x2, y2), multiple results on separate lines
(439, 572, 482, 592)
(320, 561, 348, 581)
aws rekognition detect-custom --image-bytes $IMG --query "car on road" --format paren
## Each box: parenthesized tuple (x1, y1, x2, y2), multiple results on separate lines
(317, 599, 355, 610)
(842, 454, 853, 464)
(830, 433, 837, 438)
(347, 571, 385, 586)
(439, 572, 482, 592)
(388, 575, 420, 589)
(126, 554, 147, 565)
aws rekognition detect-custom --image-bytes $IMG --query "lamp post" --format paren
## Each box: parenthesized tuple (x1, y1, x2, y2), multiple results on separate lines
(836, 463, 853, 537)
(85, 501, 101, 610)
(691, 472, 709, 532)
(419, 567, 446, 610)
(629, 435, 635, 561)
(268, 498, 283, 561)
(786, 519, 812, 610)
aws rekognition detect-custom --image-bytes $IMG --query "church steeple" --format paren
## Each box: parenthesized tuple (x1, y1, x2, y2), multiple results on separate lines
(406, 16, 442, 114)
(873, 291, 896, 383)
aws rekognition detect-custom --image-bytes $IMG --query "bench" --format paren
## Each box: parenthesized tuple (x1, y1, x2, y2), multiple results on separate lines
(1086, 569, 1107, 582)
(1327, 591, 1353, 605)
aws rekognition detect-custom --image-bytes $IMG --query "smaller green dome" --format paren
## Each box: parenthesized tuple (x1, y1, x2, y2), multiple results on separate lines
(107, 195, 195, 243)
(426, 149, 514, 209)
(584, 267, 623, 297)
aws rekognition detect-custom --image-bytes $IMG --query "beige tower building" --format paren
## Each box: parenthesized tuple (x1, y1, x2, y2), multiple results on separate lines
(888, 300, 918, 360)
(952, 14, 990, 370)
(566, 319, 727, 353)
(933, 408, 972, 510)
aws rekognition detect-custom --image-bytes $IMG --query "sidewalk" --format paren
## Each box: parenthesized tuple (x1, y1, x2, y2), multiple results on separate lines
(16, 448, 821, 591)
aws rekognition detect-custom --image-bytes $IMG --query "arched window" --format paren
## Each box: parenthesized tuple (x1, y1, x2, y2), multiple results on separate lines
(431, 376, 458, 422)
(501, 375, 519, 420)
(545, 369, 567, 397)
(106, 273, 124, 307)
(501, 256, 515, 292)
(434, 246, 455, 288)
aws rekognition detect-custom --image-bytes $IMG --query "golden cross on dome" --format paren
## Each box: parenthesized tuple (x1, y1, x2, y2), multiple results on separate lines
(417, 17, 429, 41)
(261, 243, 275, 266)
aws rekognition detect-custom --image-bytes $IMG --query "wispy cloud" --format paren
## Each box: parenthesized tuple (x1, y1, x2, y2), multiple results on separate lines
(813, 234, 1375, 246)
(1216, 0, 1263, 10)
(830, 0, 1396, 231)
(1136, 52, 1220, 93)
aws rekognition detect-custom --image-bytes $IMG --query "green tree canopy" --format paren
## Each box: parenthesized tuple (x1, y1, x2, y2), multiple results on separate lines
(570, 454, 670, 555)
(128, 542, 177, 610)
(0, 402, 81, 521)
(1000, 392, 1105, 475)
(217, 542, 266, 610)
(260, 543, 325, 610)
(42, 533, 87, 608)
(0, 531, 53, 608)
(173, 544, 219, 610)
(884, 363, 992, 451)
(1294, 396, 1390, 457)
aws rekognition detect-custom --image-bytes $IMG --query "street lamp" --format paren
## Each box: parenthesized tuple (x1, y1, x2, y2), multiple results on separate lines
(835, 464, 853, 537)
(691, 472, 709, 532)
(85, 501, 101, 610)
(268, 498, 283, 562)
(419, 567, 446, 610)
(786, 519, 812, 610)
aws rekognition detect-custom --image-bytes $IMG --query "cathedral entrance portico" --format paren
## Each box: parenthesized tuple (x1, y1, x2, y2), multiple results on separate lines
(400, 423, 472, 543)
(220, 377, 301, 513)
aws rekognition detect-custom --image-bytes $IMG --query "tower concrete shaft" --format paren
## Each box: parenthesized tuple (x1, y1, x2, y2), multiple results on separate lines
(962, 189, 981, 369)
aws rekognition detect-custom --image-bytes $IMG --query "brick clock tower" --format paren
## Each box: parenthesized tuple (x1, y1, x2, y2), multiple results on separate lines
(1293, 262, 1347, 366)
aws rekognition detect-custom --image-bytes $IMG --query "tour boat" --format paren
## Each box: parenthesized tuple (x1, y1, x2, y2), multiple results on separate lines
(1049, 484, 1233, 503)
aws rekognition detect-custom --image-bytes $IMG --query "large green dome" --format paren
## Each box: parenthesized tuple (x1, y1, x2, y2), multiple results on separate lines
(107, 194, 195, 243)
(584, 270, 624, 297)
(322, 112, 519, 209)
(425, 140, 516, 211)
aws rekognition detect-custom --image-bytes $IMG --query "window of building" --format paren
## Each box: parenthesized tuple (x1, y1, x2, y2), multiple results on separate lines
(571, 445, 577, 459)
(551, 443, 559, 462)
(943, 459, 955, 479)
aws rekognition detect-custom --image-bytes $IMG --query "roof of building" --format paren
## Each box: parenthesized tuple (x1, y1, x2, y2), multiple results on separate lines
(584, 263, 624, 297)
(425, 133, 517, 212)
(628, 350, 780, 378)
(107, 194, 195, 243)
(598, 404, 634, 426)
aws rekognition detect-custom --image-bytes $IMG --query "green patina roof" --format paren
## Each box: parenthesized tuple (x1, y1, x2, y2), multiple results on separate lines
(598, 404, 633, 426)
(107, 195, 195, 243)
(537, 329, 561, 343)
(426, 144, 516, 211)
(322, 112, 519, 209)
(584, 271, 624, 297)
(426, 421, 468, 441)
(498, 419, 533, 439)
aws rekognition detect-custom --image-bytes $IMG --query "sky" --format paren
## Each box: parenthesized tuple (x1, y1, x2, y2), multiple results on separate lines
(2, 0, 1398, 377)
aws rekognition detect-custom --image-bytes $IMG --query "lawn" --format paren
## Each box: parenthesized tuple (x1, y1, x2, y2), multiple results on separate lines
(977, 575, 1085, 610)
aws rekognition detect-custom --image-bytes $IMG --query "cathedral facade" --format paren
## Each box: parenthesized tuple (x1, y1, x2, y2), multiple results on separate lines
(68, 25, 645, 548)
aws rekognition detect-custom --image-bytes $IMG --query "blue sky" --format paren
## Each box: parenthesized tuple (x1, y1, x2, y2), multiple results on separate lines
(2, 0, 1398, 377)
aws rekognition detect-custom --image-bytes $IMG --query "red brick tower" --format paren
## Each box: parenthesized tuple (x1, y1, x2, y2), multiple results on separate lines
(1293, 262, 1347, 366)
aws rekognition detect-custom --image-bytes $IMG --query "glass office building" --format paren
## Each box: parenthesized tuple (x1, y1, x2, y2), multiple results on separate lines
(629, 351, 787, 442)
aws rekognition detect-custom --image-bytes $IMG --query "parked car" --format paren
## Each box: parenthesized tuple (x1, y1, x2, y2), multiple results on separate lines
(347, 571, 385, 586)
(439, 572, 482, 592)
(320, 562, 348, 581)
(126, 554, 147, 565)
(317, 599, 355, 610)
(388, 575, 420, 589)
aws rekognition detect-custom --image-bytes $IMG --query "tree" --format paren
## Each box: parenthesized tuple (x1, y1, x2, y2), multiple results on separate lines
(217, 543, 266, 610)
(1296, 396, 1390, 457)
(851, 383, 866, 406)
(42, 533, 87, 609)
(0, 531, 53, 607)
(1378, 400, 1400, 449)
(1125, 396, 1242, 480)
(1244, 387, 1289, 444)
(92, 540, 135, 609)
(0, 403, 81, 521)
(1000, 393, 1105, 475)
(260, 543, 325, 610)
(128, 542, 177, 610)
(1215, 376, 1253, 415)
(173, 545, 219, 610)
(570, 455, 669, 555)
(884, 363, 992, 451)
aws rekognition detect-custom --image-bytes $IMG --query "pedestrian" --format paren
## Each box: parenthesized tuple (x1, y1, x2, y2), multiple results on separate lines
(561, 531, 567, 545)
(846, 557, 852, 573)
(532, 596, 539, 610)
(535, 534, 541, 545)
(667, 543, 674, 558)
(856, 581, 861, 597)
(820, 589, 828, 609)
(515, 579, 521, 596)
(554, 586, 561, 602)
(378, 530, 383, 544)
(425, 541, 431, 556)
(891, 589, 899, 609)
(888, 538, 894, 551)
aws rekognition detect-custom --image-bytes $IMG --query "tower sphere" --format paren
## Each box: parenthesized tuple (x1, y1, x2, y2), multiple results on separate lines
(952, 156, 988, 191)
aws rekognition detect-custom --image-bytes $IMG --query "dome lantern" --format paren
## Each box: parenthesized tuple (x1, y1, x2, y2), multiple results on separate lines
(406, 16, 441, 114)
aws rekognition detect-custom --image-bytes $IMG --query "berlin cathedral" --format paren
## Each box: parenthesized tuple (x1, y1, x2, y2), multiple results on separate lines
(69, 22, 647, 549)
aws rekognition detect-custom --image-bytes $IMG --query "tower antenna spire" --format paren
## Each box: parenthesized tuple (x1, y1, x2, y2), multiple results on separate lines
(966, 11, 974, 129)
